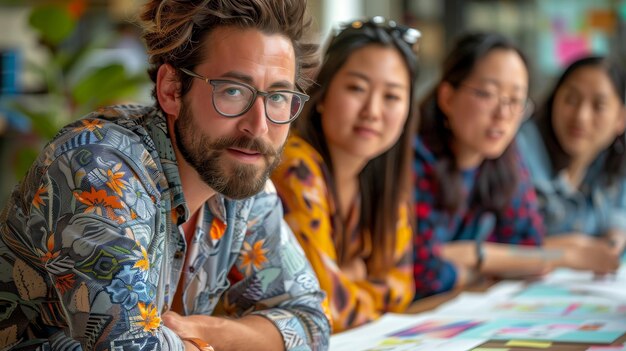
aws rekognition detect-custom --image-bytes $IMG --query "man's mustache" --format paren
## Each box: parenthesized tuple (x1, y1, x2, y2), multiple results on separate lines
(210, 136, 279, 157)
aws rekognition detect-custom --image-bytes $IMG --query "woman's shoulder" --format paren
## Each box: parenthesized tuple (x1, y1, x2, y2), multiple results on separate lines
(282, 134, 322, 162)
(413, 136, 437, 167)
(274, 133, 326, 183)
(515, 119, 554, 182)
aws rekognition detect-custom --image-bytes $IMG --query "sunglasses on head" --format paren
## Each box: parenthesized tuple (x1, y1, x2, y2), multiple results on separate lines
(332, 16, 422, 54)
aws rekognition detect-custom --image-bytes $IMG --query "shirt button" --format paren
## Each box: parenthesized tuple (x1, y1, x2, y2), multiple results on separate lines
(189, 267, 195, 273)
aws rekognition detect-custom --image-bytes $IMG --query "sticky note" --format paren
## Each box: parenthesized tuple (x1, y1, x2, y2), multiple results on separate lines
(472, 348, 510, 351)
(506, 340, 552, 348)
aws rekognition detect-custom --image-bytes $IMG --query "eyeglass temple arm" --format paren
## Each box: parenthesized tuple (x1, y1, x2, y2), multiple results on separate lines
(179, 68, 209, 83)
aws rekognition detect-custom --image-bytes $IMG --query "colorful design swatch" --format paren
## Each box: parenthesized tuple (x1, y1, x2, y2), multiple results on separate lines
(389, 319, 484, 339)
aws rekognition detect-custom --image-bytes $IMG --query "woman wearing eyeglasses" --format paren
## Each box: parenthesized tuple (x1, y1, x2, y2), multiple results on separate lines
(517, 56, 626, 268)
(271, 17, 419, 332)
(411, 32, 615, 300)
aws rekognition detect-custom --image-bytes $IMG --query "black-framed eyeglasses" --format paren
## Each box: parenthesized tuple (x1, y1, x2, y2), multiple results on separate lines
(332, 16, 422, 54)
(460, 84, 534, 117)
(179, 68, 310, 124)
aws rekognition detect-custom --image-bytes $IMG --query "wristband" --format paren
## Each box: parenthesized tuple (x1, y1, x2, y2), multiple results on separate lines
(475, 242, 484, 271)
(182, 337, 215, 351)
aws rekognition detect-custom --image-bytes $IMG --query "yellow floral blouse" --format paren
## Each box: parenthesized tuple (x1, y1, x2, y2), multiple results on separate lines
(272, 134, 414, 333)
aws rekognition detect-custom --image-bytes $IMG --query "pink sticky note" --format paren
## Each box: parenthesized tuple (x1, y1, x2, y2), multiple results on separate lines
(556, 35, 588, 66)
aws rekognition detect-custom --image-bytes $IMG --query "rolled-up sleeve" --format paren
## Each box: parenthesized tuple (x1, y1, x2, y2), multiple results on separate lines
(222, 184, 330, 351)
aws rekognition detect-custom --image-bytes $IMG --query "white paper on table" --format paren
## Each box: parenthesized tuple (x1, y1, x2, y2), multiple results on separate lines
(526, 281, 626, 301)
(431, 280, 528, 313)
(542, 268, 597, 284)
(436, 292, 626, 319)
(586, 347, 626, 351)
(540, 264, 626, 285)
(481, 280, 527, 298)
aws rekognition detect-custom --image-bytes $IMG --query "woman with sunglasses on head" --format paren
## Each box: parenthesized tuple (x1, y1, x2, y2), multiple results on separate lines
(517, 56, 626, 267)
(271, 17, 420, 332)
(412, 32, 616, 300)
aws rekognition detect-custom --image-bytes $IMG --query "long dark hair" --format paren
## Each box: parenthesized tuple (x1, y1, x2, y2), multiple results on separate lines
(293, 18, 420, 278)
(535, 56, 626, 185)
(419, 31, 529, 214)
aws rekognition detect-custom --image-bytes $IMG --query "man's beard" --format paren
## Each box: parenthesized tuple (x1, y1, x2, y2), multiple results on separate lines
(174, 103, 283, 199)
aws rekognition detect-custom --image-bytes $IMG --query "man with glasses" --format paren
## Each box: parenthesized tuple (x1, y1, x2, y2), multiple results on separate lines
(0, 1, 329, 350)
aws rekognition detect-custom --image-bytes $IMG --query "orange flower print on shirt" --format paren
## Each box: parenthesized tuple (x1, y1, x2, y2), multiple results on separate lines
(74, 186, 123, 220)
(105, 163, 129, 196)
(55, 273, 76, 295)
(137, 302, 161, 333)
(133, 244, 149, 271)
(241, 239, 268, 275)
(32, 185, 46, 210)
(210, 218, 226, 241)
(74, 119, 104, 132)
(38, 233, 60, 264)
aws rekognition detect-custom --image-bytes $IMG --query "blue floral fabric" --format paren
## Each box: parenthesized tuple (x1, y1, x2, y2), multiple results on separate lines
(0, 105, 329, 351)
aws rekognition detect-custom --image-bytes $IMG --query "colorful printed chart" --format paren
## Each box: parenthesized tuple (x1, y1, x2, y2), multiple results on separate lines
(387, 317, 626, 344)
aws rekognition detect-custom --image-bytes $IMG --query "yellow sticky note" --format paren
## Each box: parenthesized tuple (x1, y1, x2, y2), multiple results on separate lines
(506, 340, 552, 348)
(472, 348, 510, 351)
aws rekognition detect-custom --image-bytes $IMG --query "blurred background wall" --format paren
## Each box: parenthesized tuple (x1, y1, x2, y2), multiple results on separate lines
(0, 0, 625, 207)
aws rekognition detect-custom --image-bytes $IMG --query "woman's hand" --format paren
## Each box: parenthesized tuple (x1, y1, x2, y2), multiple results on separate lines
(560, 239, 620, 274)
(604, 230, 626, 258)
(545, 233, 620, 274)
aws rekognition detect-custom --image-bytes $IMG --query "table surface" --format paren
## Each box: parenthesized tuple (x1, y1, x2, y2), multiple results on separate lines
(405, 278, 626, 351)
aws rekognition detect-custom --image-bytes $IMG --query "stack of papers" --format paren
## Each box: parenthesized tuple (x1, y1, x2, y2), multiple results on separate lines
(330, 265, 626, 351)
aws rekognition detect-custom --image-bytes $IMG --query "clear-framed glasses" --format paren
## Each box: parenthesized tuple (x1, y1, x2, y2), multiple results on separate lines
(460, 84, 534, 118)
(179, 68, 310, 124)
(331, 16, 422, 54)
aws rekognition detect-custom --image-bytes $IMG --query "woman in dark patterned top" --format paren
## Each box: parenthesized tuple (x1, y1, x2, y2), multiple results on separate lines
(412, 32, 616, 299)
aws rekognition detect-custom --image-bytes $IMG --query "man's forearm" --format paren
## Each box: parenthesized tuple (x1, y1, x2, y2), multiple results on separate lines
(163, 312, 285, 351)
(213, 315, 285, 351)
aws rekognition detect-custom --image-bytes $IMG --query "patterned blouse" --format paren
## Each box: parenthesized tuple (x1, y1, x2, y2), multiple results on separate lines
(272, 135, 414, 333)
(517, 120, 626, 236)
(0, 105, 329, 350)
(412, 136, 544, 299)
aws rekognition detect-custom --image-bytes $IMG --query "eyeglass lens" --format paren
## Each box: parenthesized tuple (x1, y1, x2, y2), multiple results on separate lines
(212, 81, 304, 122)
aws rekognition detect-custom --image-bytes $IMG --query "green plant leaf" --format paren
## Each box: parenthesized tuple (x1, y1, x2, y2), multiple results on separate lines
(14, 147, 40, 180)
(71, 64, 148, 108)
(28, 5, 76, 46)
(10, 102, 61, 140)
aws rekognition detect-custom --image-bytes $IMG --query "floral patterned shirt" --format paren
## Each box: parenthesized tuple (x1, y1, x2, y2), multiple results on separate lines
(0, 105, 330, 351)
(272, 135, 414, 333)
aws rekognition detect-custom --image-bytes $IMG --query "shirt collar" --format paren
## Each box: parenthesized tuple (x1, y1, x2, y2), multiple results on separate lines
(144, 107, 228, 223)
(143, 107, 189, 223)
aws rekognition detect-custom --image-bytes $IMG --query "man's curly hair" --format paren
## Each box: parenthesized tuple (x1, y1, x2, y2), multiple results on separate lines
(139, 0, 318, 111)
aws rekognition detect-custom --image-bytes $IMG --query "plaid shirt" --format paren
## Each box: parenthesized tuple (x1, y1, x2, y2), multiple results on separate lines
(412, 136, 544, 298)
